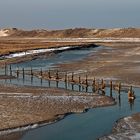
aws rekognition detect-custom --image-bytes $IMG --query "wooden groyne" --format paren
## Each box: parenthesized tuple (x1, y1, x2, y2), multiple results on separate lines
(0, 65, 135, 99)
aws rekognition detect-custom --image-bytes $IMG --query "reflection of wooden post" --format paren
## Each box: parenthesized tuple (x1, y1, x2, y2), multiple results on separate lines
(10, 65, 12, 76)
(56, 80, 59, 88)
(79, 85, 81, 92)
(40, 68, 42, 77)
(65, 81, 67, 89)
(72, 83, 74, 91)
(110, 80, 112, 97)
(31, 74, 33, 84)
(85, 86, 88, 92)
(48, 80, 50, 87)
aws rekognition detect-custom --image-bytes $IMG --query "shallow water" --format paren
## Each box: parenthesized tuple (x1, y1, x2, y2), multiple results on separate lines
(20, 88, 140, 140)
(0, 45, 140, 140)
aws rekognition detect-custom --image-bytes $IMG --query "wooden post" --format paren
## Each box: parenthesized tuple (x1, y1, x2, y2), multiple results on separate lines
(118, 94, 121, 107)
(96, 82, 99, 93)
(30, 67, 33, 76)
(22, 68, 25, 80)
(56, 70, 59, 80)
(16, 67, 19, 78)
(4, 63, 7, 75)
(65, 72, 67, 82)
(118, 82, 121, 94)
(71, 72, 74, 82)
(93, 77, 95, 87)
(110, 80, 113, 97)
(10, 65, 12, 76)
(92, 77, 96, 92)
(48, 69, 51, 79)
(101, 79, 106, 90)
(78, 76, 81, 84)
(85, 75, 88, 86)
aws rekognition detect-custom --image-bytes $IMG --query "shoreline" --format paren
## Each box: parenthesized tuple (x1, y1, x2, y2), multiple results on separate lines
(0, 101, 115, 137)
(0, 84, 115, 136)
(99, 113, 140, 140)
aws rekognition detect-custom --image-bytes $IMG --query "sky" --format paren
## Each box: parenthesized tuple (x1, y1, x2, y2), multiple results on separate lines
(0, 0, 140, 29)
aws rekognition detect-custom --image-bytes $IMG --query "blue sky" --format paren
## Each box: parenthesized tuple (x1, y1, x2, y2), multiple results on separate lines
(0, 0, 140, 29)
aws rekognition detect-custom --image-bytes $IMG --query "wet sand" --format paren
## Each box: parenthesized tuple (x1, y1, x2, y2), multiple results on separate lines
(56, 43, 140, 87)
(0, 84, 115, 133)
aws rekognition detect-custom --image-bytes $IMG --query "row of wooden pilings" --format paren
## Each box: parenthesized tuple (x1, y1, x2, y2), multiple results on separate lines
(4, 64, 127, 96)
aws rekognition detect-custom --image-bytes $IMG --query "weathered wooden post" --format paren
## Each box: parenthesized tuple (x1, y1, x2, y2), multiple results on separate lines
(16, 67, 19, 78)
(10, 65, 12, 76)
(71, 72, 74, 82)
(30, 67, 33, 76)
(110, 80, 113, 97)
(30, 67, 33, 84)
(56, 70, 59, 80)
(92, 77, 96, 92)
(85, 75, 88, 86)
(93, 77, 95, 87)
(118, 82, 121, 94)
(79, 76, 81, 84)
(64, 72, 67, 82)
(96, 81, 99, 94)
(118, 94, 121, 107)
(101, 79, 105, 90)
(22, 68, 25, 80)
(48, 69, 51, 79)
(4, 63, 7, 75)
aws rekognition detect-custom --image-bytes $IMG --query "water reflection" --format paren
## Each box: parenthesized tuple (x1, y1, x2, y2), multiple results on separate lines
(129, 98, 135, 110)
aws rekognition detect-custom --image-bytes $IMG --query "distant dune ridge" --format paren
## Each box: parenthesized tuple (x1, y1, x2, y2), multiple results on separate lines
(0, 28, 140, 38)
